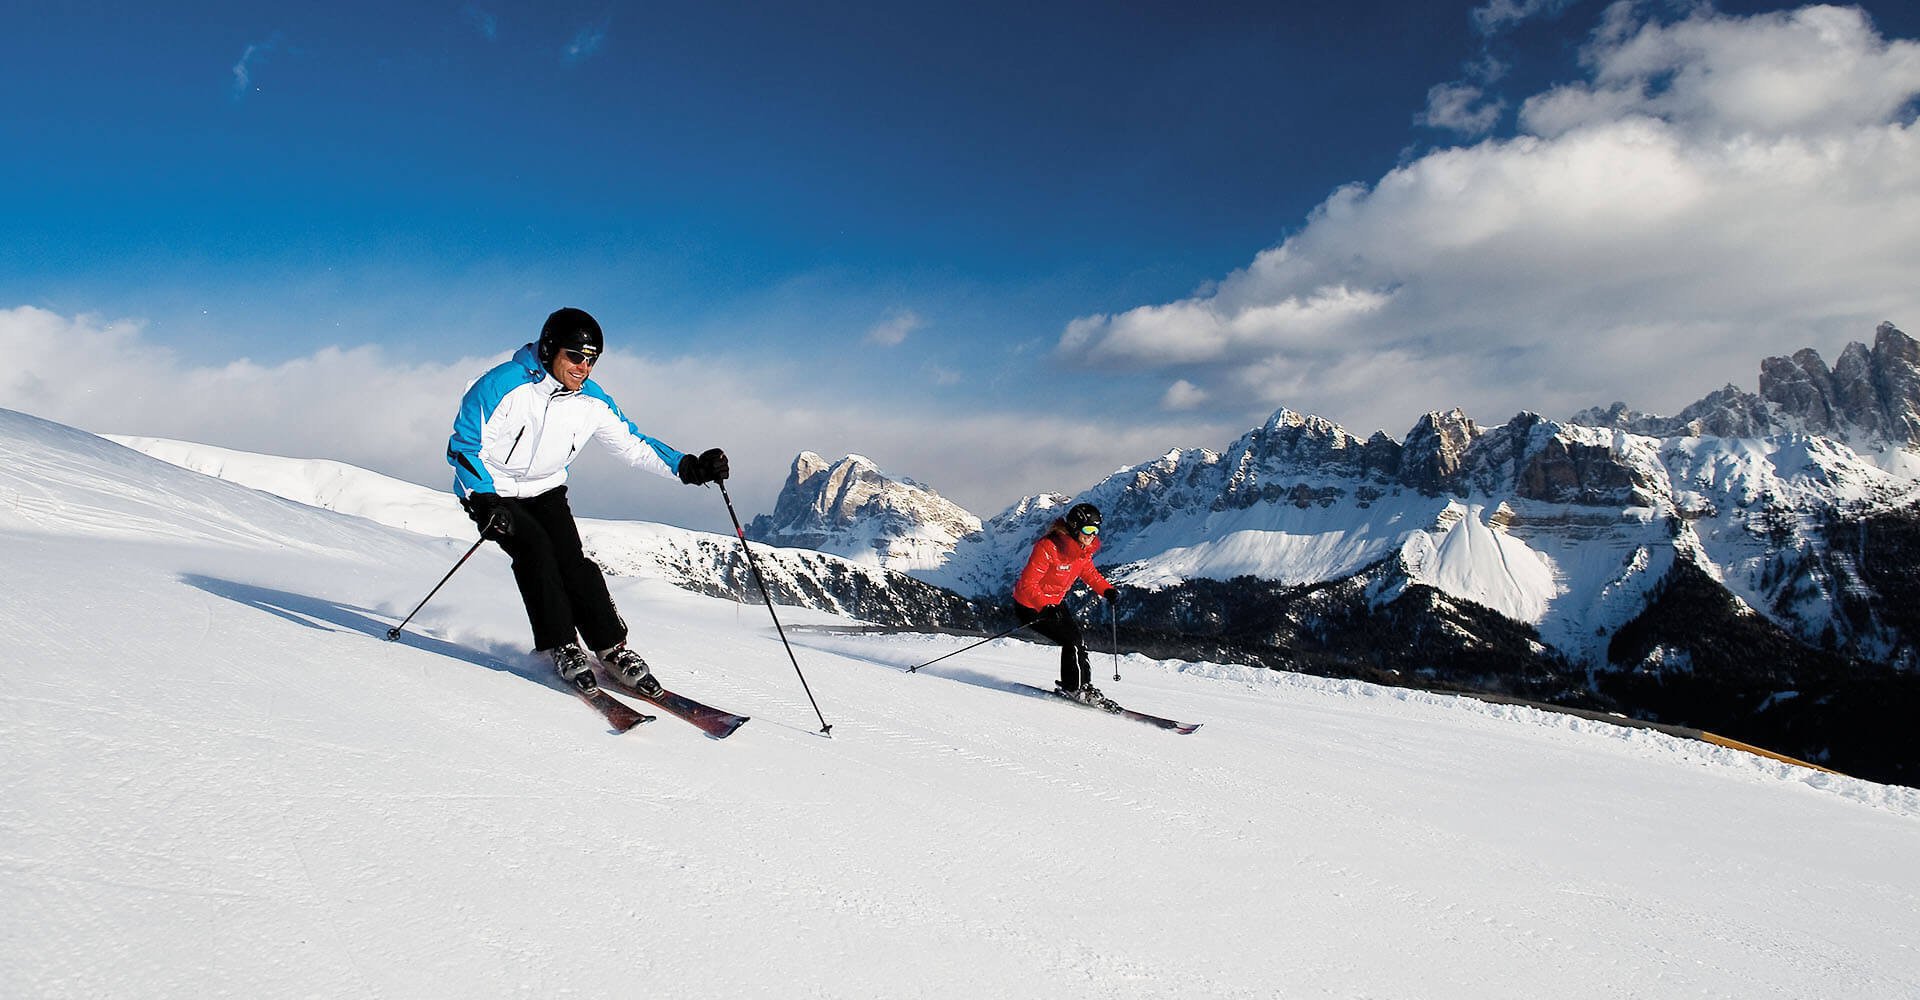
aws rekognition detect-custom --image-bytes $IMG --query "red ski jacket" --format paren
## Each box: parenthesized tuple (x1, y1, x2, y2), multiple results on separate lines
(1013, 521, 1114, 610)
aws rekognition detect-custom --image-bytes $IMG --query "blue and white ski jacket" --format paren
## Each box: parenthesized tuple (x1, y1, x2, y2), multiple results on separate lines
(447, 344, 686, 499)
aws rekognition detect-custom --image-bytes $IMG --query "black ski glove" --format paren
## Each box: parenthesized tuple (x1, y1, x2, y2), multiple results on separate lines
(677, 447, 730, 485)
(1102, 589, 1119, 607)
(465, 492, 513, 540)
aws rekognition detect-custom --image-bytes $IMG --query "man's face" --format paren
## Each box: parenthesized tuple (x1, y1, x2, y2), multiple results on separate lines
(549, 346, 598, 390)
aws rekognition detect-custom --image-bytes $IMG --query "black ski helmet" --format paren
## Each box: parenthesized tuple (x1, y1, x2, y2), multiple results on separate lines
(1065, 503, 1102, 534)
(537, 307, 604, 366)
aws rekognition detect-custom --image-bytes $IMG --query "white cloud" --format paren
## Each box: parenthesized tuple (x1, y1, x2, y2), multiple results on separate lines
(1160, 380, 1209, 411)
(1472, 0, 1580, 37)
(1059, 3, 1920, 437)
(865, 309, 923, 347)
(0, 306, 1231, 533)
(564, 21, 608, 64)
(1526, 3, 1920, 137)
(229, 36, 279, 99)
(1061, 282, 1392, 367)
(1419, 81, 1507, 136)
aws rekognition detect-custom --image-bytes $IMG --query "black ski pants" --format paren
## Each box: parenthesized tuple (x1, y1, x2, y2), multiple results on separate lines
(471, 487, 625, 653)
(1016, 602, 1092, 691)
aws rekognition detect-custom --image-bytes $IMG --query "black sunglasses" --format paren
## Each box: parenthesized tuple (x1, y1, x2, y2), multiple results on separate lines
(561, 348, 599, 366)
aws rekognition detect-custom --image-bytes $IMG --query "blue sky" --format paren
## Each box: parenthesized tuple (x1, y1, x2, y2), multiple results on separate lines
(5, 2, 1920, 529)
(4, 3, 1473, 356)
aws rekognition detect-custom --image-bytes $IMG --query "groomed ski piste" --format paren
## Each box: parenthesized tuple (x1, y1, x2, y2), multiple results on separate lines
(6, 406, 1919, 999)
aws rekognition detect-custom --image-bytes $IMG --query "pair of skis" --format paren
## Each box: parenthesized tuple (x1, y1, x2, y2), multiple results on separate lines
(1009, 683, 1202, 735)
(579, 669, 1198, 737)
(580, 673, 1195, 737)
(573, 668, 750, 740)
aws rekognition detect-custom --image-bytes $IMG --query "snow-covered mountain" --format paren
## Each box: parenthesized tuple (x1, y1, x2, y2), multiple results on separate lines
(755, 325, 1920, 784)
(779, 406, 1918, 663)
(743, 451, 981, 572)
(6, 407, 1919, 999)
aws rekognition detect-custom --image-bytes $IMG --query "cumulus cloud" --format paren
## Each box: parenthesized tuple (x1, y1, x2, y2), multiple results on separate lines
(1061, 3, 1920, 437)
(865, 309, 924, 347)
(1160, 380, 1209, 411)
(1525, 3, 1920, 137)
(0, 307, 1228, 533)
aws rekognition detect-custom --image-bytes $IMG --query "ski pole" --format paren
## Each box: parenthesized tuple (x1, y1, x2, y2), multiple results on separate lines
(385, 534, 488, 641)
(717, 480, 834, 736)
(906, 620, 1032, 673)
(1109, 593, 1122, 682)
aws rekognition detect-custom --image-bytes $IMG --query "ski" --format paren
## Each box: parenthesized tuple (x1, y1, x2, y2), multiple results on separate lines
(1011, 683, 1202, 735)
(574, 684, 654, 733)
(597, 670, 751, 739)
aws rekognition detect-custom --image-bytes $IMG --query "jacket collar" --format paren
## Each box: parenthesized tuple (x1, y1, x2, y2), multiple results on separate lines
(513, 343, 546, 381)
(512, 343, 590, 395)
(1047, 518, 1099, 553)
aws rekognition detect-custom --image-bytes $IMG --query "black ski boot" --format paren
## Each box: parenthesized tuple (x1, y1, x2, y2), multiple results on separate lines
(1056, 682, 1118, 711)
(548, 644, 597, 694)
(600, 644, 662, 697)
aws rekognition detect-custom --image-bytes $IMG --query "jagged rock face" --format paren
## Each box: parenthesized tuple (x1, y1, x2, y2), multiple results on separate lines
(1578, 322, 1920, 449)
(1573, 385, 1774, 439)
(744, 452, 981, 572)
(1514, 436, 1646, 505)
(1832, 342, 1883, 439)
(1871, 322, 1920, 444)
(1216, 410, 1386, 509)
(1177, 410, 1364, 518)
(1758, 324, 1920, 445)
(1459, 414, 1664, 506)
(1672, 384, 1774, 438)
(1760, 348, 1842, 433)
(1397, 409, 1481, 493)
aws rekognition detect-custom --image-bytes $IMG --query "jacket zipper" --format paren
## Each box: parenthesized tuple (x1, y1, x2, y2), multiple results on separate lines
(503, 427, 527, 464)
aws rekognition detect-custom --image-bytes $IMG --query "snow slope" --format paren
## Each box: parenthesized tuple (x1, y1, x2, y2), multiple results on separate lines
(107, 434, 953, 623)
(5, 406, 1920, 999)
(1400, 503, 1557, 624)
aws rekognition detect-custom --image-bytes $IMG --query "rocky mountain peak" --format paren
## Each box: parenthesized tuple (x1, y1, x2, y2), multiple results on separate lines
(1871, 321, 1920, 444)
(1759, 348, 1841, 433)
(745, 452, 982, 572)
(1455, 412, 1665, 506)
(1572, 383, 1776, 439)
(1574, 321, 1920, 450)
(1397, 408, 1482, 493)
(1758, 323, 1920, 445)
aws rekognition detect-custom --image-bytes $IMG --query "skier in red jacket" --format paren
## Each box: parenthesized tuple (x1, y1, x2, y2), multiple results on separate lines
(1013, 502, 1119, 707)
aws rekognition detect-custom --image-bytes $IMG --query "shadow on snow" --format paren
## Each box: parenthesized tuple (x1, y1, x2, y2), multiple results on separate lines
(179, 574, 555, 690)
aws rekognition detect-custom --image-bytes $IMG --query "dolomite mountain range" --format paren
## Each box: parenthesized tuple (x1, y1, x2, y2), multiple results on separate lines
(748, 322, 1920, 785)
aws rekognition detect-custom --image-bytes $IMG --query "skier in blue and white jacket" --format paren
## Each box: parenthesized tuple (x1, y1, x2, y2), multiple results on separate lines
(447, 307, 729, 696)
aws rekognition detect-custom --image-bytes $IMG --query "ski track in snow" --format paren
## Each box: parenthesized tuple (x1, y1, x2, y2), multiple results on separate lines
(5, 408, 1920, 999)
